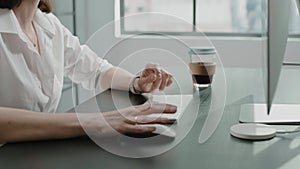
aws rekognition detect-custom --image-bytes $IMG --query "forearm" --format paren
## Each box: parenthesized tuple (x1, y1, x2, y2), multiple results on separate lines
(0, 107, 84, 143)
(101, 67, 135, 91)
(101, 65, 172, 93)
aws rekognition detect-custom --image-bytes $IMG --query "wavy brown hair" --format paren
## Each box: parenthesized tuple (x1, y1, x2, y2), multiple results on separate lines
(0, 0, 52, 13)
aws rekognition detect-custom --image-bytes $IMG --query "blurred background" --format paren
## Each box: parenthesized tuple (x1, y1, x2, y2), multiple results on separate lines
(52, 0, 300, 40)
(51, 0, 300, 112)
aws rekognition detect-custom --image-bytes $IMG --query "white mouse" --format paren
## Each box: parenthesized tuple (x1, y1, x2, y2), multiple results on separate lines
(140, 124, 176, 138)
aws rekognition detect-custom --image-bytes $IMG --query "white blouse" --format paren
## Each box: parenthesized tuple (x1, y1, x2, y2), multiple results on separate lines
(0, 9, 113, 113)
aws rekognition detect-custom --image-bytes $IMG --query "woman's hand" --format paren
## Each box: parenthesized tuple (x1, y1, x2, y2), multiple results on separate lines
(81, 102, 177, 137)
(133, 64, 173, 93)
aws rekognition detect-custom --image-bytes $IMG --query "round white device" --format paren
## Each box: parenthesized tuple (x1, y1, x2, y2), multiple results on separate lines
(230, 123, 277, 140)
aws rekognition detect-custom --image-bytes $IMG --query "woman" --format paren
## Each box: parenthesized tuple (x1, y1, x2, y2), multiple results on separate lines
(0, 0, 176, 143)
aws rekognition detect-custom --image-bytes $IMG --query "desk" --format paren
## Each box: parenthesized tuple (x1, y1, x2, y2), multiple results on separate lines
(1, 67, 300, 169)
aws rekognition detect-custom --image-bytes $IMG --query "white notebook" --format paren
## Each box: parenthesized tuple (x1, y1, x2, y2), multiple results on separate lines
(146, 94, 193, 121)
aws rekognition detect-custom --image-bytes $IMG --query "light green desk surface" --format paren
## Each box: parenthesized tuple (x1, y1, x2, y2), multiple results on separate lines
(1, 67, 300, 169)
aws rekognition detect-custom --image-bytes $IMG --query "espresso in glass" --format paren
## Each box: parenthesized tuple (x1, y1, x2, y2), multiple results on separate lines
(189, 62, 216, 88)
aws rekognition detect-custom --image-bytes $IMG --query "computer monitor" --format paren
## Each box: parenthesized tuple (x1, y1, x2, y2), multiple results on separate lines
(230, 0, 300, 140)
(267, 0, 291, 113)
(296, 0, 300, 15)
(239, 0, 300, 124)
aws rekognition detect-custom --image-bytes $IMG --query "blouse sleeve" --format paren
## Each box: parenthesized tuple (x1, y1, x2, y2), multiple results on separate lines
(56, 16, 113, 91)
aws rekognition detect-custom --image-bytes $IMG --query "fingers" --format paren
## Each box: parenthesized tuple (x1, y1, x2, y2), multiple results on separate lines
(113, 102, 177, 121)
(143, 67, 161, 91)
(151, 74, 162, 91)
(101, 103, 176, 135)
(139, 74, 156, 85)
(144, 103, 177, 115)
(159, 71, 167, 91)
(139, 75, 156, 92)
(131, 103, 177, 116)
(121, 124, 155, 134)
(166, 76, 173, 87)
(134, 102, 152, 113)
(151, 69, 173, 91)
(159, 70, 173, 91)
(148, 69, 173, 91)
(140, 64, 173, 92)
(126, 115, 171, 124)
(116, 105, 140, 116)
(137, 116, 170, 124)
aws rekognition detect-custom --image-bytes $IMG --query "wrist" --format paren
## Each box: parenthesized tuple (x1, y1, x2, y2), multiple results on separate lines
(129, 76, 142, 94)
(133, 77, 141, 93)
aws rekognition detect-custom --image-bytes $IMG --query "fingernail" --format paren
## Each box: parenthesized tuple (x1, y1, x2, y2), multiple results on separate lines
(170, 106, 177, 112)
(148, 127, 156, 131)
(165, 118, 171, 123)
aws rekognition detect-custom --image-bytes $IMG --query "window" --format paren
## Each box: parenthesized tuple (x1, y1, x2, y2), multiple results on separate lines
(120, 0, 300, 36)
(196, 0, 259, 33)
(123, 0, 194, 33)
(52, 0, 77, 35)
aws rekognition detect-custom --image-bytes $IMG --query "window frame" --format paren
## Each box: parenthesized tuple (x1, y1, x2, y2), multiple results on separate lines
(119, 0, 263, 37)
(119, 0, 300, 38)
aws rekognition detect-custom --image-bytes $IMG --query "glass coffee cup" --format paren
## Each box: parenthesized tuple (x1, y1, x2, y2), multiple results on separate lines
(189, 47, 217, 89)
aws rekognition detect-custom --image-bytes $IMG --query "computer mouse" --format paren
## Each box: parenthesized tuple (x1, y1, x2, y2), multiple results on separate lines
(140, 124, 176, 138)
